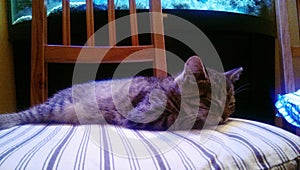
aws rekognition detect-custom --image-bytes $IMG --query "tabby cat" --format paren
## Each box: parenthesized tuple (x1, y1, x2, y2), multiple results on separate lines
(0, 56, 242, 131)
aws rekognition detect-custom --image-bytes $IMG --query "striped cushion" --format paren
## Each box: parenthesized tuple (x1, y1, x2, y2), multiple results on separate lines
(0, 118, 299, 169)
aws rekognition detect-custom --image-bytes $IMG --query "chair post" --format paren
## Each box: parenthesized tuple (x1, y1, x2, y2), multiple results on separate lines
(275, 0, 295, 93)
(108, 0, 117, 46)
(62, 0, 71, 45)
(86, 0, 95, 46)
(149, 0, 167, 77)
(31, 0, 47, 106)
(129, 0, 139, 46)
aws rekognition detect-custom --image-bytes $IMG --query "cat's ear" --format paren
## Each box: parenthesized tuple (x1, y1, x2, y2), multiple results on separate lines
(225, 67, 243, 83)
(184, 56, 208, 80)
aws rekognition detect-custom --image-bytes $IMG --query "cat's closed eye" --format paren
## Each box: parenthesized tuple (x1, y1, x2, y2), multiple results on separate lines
(228, 102, 235, 107)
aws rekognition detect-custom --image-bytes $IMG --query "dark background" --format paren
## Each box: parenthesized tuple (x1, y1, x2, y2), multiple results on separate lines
(8, 9, 276, 124)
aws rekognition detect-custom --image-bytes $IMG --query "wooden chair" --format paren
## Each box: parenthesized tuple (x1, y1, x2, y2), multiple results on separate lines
(275, 0, 300, 135)
(31, 0, 167, 106)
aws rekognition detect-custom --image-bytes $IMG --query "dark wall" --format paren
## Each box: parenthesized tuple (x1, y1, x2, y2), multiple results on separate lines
(9, 10, 276, 124)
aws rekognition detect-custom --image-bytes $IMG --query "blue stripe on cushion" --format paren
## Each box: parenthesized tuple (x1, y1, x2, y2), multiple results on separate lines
(0, 119, 299, 169)
(221, 132, 270, 169)
(135, 131, 169, 170)
(115, 126, 141, 169)
(172, 132, 224, 170)
(158, 133, 196, 169)
(0, 126, 21, 138)
(74, 126, 90, 169)
(233, 119, 300, 155)
(0, 126, 48, 166)
(232, 123, 289, 163)
(44, 126, 76, 169)
(16, 126, 63, 169)
(101, 124, 113, 170)
(209, 135, 246, 169)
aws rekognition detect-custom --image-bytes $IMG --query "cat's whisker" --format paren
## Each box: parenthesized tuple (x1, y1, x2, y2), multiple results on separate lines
(236, 87, 247, 93)
(235, 83, 249, 91)
(236, 88, 248, 95)
(235, 83, 250, 95)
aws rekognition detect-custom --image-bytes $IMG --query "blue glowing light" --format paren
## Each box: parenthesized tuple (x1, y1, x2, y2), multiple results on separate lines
(275, 89, 300, 128)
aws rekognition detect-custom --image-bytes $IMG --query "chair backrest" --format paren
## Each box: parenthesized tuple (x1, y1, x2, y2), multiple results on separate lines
(31, 0, 167, 106)
(275, 0, 300, 131)
(276, 0, 300, 94)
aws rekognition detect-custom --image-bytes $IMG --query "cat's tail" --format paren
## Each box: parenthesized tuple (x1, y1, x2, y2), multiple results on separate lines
(0, 104, 51, 130)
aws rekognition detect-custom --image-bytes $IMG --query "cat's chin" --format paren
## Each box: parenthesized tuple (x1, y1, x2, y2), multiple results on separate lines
(192, 120, 205, 129)
(220, 117, 228, 123)
(191, 118, 224, 129)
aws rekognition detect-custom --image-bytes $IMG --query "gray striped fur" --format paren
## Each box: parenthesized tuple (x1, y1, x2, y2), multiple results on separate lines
(0, 56, 242, 131)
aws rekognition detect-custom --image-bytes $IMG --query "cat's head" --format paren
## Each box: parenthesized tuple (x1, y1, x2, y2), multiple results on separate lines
(175, 56, 243, 125)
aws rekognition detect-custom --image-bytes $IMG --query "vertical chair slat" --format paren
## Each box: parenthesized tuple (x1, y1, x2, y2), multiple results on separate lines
(31, 0, 167, 106)
(62, 0, 71, 45)
(31, 0, 48, 105)
(297, 1, 300, 37)
(149, 0, 167, 77)
(108, 0, 117, 46)
(86, 0, 95, 46)
(275, 0, 295, 93)
(129, 0, 139, 46)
